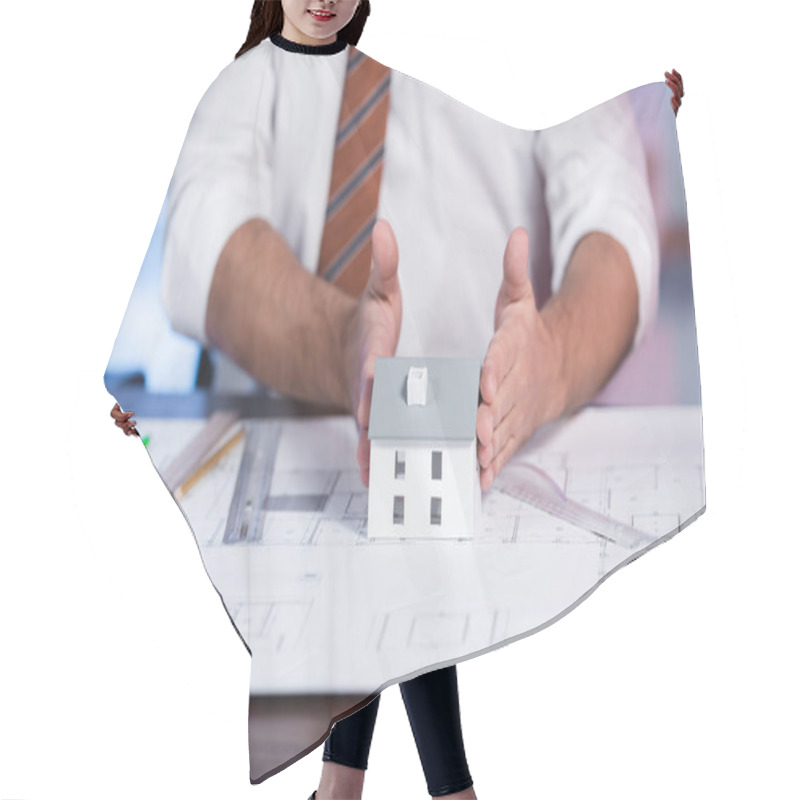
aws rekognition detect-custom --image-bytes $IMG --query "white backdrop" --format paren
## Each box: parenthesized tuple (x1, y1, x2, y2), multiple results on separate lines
(1, 1, 797, 798)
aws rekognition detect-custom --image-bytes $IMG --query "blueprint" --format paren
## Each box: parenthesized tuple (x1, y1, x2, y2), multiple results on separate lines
(139, 406, 704, 693)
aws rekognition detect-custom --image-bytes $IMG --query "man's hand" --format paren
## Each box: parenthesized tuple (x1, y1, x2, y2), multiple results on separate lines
(476, 228, 565, 491)
(347, 219, 402, 487)
(665, 69, 684, 116)
(206, 216, 400, 484)
(110, 402, 139, 436)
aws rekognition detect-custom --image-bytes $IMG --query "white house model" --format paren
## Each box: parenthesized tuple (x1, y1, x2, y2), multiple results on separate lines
(367, 357, 482, 539)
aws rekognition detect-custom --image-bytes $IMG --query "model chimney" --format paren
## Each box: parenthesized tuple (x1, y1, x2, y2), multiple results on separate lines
(407, 366, 428, 406)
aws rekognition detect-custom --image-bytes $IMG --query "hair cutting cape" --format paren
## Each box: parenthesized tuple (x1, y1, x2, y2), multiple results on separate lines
(105, 40, 702, 782)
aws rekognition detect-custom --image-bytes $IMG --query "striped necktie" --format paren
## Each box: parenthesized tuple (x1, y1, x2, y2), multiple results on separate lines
(317, 47, 391, 296)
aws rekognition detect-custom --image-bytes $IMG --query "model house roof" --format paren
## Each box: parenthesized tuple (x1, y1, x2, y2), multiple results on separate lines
(368, 357, 481, 441)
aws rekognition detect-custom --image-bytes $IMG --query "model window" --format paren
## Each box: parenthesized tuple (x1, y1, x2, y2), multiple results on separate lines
(395, 450, 406, 479)
(430, 496, 442, 526)
(393, 495, 405, 525)
(431, 450, 442, 480)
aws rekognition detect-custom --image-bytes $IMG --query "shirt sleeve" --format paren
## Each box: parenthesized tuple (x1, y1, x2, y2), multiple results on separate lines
(161, 47, 275, 345)
(533, 91, 659, 347)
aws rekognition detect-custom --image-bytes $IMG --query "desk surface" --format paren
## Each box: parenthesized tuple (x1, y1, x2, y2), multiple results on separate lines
(135, 405, 704, 696)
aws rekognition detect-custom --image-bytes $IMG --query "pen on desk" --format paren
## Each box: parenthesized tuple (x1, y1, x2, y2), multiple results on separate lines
(174, 428, 245, 500)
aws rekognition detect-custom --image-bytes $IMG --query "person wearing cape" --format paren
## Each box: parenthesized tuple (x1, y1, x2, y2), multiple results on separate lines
(109, 1, 688, 795)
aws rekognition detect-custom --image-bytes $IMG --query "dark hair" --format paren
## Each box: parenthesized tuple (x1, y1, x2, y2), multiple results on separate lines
(236, 1, 371, 58)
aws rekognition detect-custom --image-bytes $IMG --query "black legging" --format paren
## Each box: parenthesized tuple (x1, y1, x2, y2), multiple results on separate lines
(323, 665, 473, 797)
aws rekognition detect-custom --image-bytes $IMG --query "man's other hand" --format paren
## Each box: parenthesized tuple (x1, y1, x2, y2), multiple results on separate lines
(476, 228, 565, 491)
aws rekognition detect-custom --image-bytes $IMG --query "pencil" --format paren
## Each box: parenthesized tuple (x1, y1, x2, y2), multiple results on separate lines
(174, 428, 245, 500)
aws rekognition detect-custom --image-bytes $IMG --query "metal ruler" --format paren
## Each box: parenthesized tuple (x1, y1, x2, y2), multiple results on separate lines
(223, 421, 281, 544)
(494, 462, 655, 550)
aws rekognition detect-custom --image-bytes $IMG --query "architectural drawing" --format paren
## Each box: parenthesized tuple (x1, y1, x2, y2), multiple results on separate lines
(138, 406, 704, 693)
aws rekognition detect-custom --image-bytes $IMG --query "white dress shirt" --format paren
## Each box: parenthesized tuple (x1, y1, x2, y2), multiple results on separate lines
(162, 35, 658, 388)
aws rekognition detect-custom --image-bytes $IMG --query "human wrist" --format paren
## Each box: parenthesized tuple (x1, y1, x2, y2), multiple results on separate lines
(333, 294, 361, 415)
(538, 306, 570, 424)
